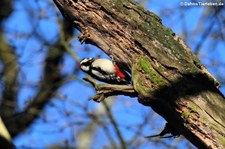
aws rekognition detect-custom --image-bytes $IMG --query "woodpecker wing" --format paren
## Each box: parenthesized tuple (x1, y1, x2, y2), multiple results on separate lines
(91, 59, 115, 79)
(90, 59, 131, 84)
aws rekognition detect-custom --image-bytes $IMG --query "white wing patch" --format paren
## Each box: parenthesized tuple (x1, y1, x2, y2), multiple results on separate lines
(91, 70, 107, 80)
(91, 59, 115, 73)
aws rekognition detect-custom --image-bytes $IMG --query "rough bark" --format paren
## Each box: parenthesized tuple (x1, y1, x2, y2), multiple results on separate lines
(53, 0, 225, 148)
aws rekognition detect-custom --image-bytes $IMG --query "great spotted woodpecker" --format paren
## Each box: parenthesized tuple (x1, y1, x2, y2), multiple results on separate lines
(79, 58, 131, 84)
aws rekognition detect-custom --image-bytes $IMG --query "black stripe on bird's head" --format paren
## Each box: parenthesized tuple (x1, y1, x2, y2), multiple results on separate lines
(79, 58, 95, 72)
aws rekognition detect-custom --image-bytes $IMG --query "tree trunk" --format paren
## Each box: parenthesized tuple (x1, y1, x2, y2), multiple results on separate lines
(53, 0, 225, 148)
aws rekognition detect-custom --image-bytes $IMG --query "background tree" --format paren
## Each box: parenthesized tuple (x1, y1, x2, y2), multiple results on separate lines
(0, 0, 224, 148)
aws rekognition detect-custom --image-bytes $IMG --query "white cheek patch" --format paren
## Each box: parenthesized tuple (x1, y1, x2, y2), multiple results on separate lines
(81, 65, 89, 72)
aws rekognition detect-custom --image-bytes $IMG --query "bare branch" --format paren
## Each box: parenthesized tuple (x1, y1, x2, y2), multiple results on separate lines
(0, 34, 18, 119)
(4, 20, 74, 138)
(83, 76, 137, 102)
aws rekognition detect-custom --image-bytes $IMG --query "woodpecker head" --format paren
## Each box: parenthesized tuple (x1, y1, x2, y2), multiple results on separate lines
(79, 58, 95, 72)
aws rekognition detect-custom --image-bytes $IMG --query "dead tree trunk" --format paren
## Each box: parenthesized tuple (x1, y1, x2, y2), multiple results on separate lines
(53, 0, 225, 148)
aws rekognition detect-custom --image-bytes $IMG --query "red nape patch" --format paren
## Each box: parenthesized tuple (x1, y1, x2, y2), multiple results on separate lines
(114, 65, 126, 79)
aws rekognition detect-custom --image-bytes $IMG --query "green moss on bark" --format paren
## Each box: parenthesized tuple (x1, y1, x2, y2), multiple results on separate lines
(132, 56, 168, 97)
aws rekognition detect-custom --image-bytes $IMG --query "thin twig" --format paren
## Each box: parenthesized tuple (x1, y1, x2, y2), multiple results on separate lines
(103, 101, 127, 149)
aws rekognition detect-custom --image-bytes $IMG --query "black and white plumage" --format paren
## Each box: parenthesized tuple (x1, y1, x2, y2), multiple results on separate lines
(79, 58, 131, 84)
